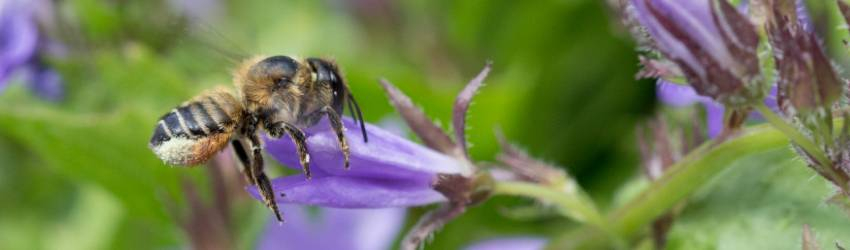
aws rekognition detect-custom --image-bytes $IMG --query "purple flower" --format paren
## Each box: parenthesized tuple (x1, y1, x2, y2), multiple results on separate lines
(251, 63, 493, 250)
(464, 237, 547, 250)
(258, 205, 406, 250)
(657, 80, 778, 138)
(0, 0, 37, 89)
(632, 0, 763, 107)
(0, 0, 64, 100)
(249, 64, 493, 209)
(23, 60, 63, 101)
(252, 117, 461, 207)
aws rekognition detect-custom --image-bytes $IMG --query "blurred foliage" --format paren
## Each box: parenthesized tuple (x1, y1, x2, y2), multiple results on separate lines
(1, 0, 653, 248)
(665, 149, 850, 249)
(2, 0, 849, 249)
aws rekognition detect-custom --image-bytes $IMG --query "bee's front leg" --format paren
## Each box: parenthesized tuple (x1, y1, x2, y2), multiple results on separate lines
(265, 121, 312, 179)
(322, 106, 350, 170)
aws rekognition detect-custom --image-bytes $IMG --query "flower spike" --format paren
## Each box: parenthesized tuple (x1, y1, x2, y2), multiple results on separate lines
(379, 78, 459, 155)
(453, 62, 492, 158)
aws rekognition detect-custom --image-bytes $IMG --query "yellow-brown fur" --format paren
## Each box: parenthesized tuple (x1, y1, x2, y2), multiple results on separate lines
(188, 132, 233, 165)
(196, 87, 243, 122)
(234, 56, 312, 113)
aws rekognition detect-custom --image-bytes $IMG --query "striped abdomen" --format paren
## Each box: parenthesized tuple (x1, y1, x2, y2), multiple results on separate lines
(149, 89, 243, 166)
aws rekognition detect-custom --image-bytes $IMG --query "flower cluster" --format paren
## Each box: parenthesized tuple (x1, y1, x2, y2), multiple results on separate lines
(632, 0, 764, 109)
(780, 0, 850, 195)
(629, 0, 850, 199)
(0, 0, 64, 101)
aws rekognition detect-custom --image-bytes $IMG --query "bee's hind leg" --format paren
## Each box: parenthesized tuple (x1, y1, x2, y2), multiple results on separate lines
(244, 133, 283, 222)
(230, 139, 255, 185)
(322, 106, 350, 170)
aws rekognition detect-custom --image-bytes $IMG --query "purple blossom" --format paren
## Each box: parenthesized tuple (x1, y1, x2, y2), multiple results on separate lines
(0, 0, 64, 100)
(251, 63, 493, 250)
(249, 64, 494, 209)
(258, 205, 406, 250)
(656, 80, 777, 138)
(464, 237, 546, 250)
(250, 117, 462, 208)
(0, 0, 37, 89)
(632, 0, 763, 107)
(24, 61, 63, 101)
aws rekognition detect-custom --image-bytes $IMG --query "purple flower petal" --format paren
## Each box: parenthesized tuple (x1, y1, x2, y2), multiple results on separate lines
(453, 62, 491, 157)
(0, 1, 37, 64)
(656, 80, 711, 107)
(633, 0, 761, 105)
(659, 80, 780, 138)
(701, 99, 724, 138)
(25, 63, 63, 101)
(258, 205, 406, 250)
(265, 117, 465, 183)
(749, 85, 780, 121)
(0, 0, 38, 85)
(633, 0, 723, 78)
(464, 237, 547, 250)
(248, 174, 446, 208)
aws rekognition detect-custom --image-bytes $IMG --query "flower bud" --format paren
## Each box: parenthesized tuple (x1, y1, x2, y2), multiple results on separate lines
(632, 0, 764, 107)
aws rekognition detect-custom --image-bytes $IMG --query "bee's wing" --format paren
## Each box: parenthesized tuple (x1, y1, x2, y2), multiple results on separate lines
(149, 88, 244, 166)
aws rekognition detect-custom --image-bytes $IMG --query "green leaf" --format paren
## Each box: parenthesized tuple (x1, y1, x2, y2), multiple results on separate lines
(666, 149, 850, 249)
(44, 184, 123, 250)
(0, 105, 186, 247)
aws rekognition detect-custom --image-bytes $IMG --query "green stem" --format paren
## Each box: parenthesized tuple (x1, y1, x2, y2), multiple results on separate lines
(492, 181, 606, 228)
(754, 104, 850, 192)
(547, 124, 789, 249)
(754, 103, 831, 168)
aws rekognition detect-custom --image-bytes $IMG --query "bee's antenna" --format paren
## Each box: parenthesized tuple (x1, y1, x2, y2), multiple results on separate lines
(347, 93, 368, 143)
(346, 96, 358, 125)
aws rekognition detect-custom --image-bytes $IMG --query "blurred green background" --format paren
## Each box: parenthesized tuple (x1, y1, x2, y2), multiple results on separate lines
(3, 0, 849, 249)
(0, 0, 651, 249)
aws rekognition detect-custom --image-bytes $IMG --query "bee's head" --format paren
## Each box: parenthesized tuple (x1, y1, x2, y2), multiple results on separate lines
(306, 58, 342, 87)
(247, 55, 303, 92)
(306, 58, 346, 110)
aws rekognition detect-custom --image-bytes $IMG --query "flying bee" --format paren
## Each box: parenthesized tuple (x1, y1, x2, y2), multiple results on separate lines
(148, 55, 368, 222)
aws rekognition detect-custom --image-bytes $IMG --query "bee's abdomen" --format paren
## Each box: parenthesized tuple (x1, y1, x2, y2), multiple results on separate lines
(150, 100, 233, 144)
(149, 89, 242, 166)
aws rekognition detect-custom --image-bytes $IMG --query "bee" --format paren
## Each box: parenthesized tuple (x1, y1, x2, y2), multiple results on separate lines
(148, 55, 368, 222)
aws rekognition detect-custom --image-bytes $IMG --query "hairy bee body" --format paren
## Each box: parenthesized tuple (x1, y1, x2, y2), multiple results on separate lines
(148, 55, 367, 222)
(149, 88, 242, 166)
